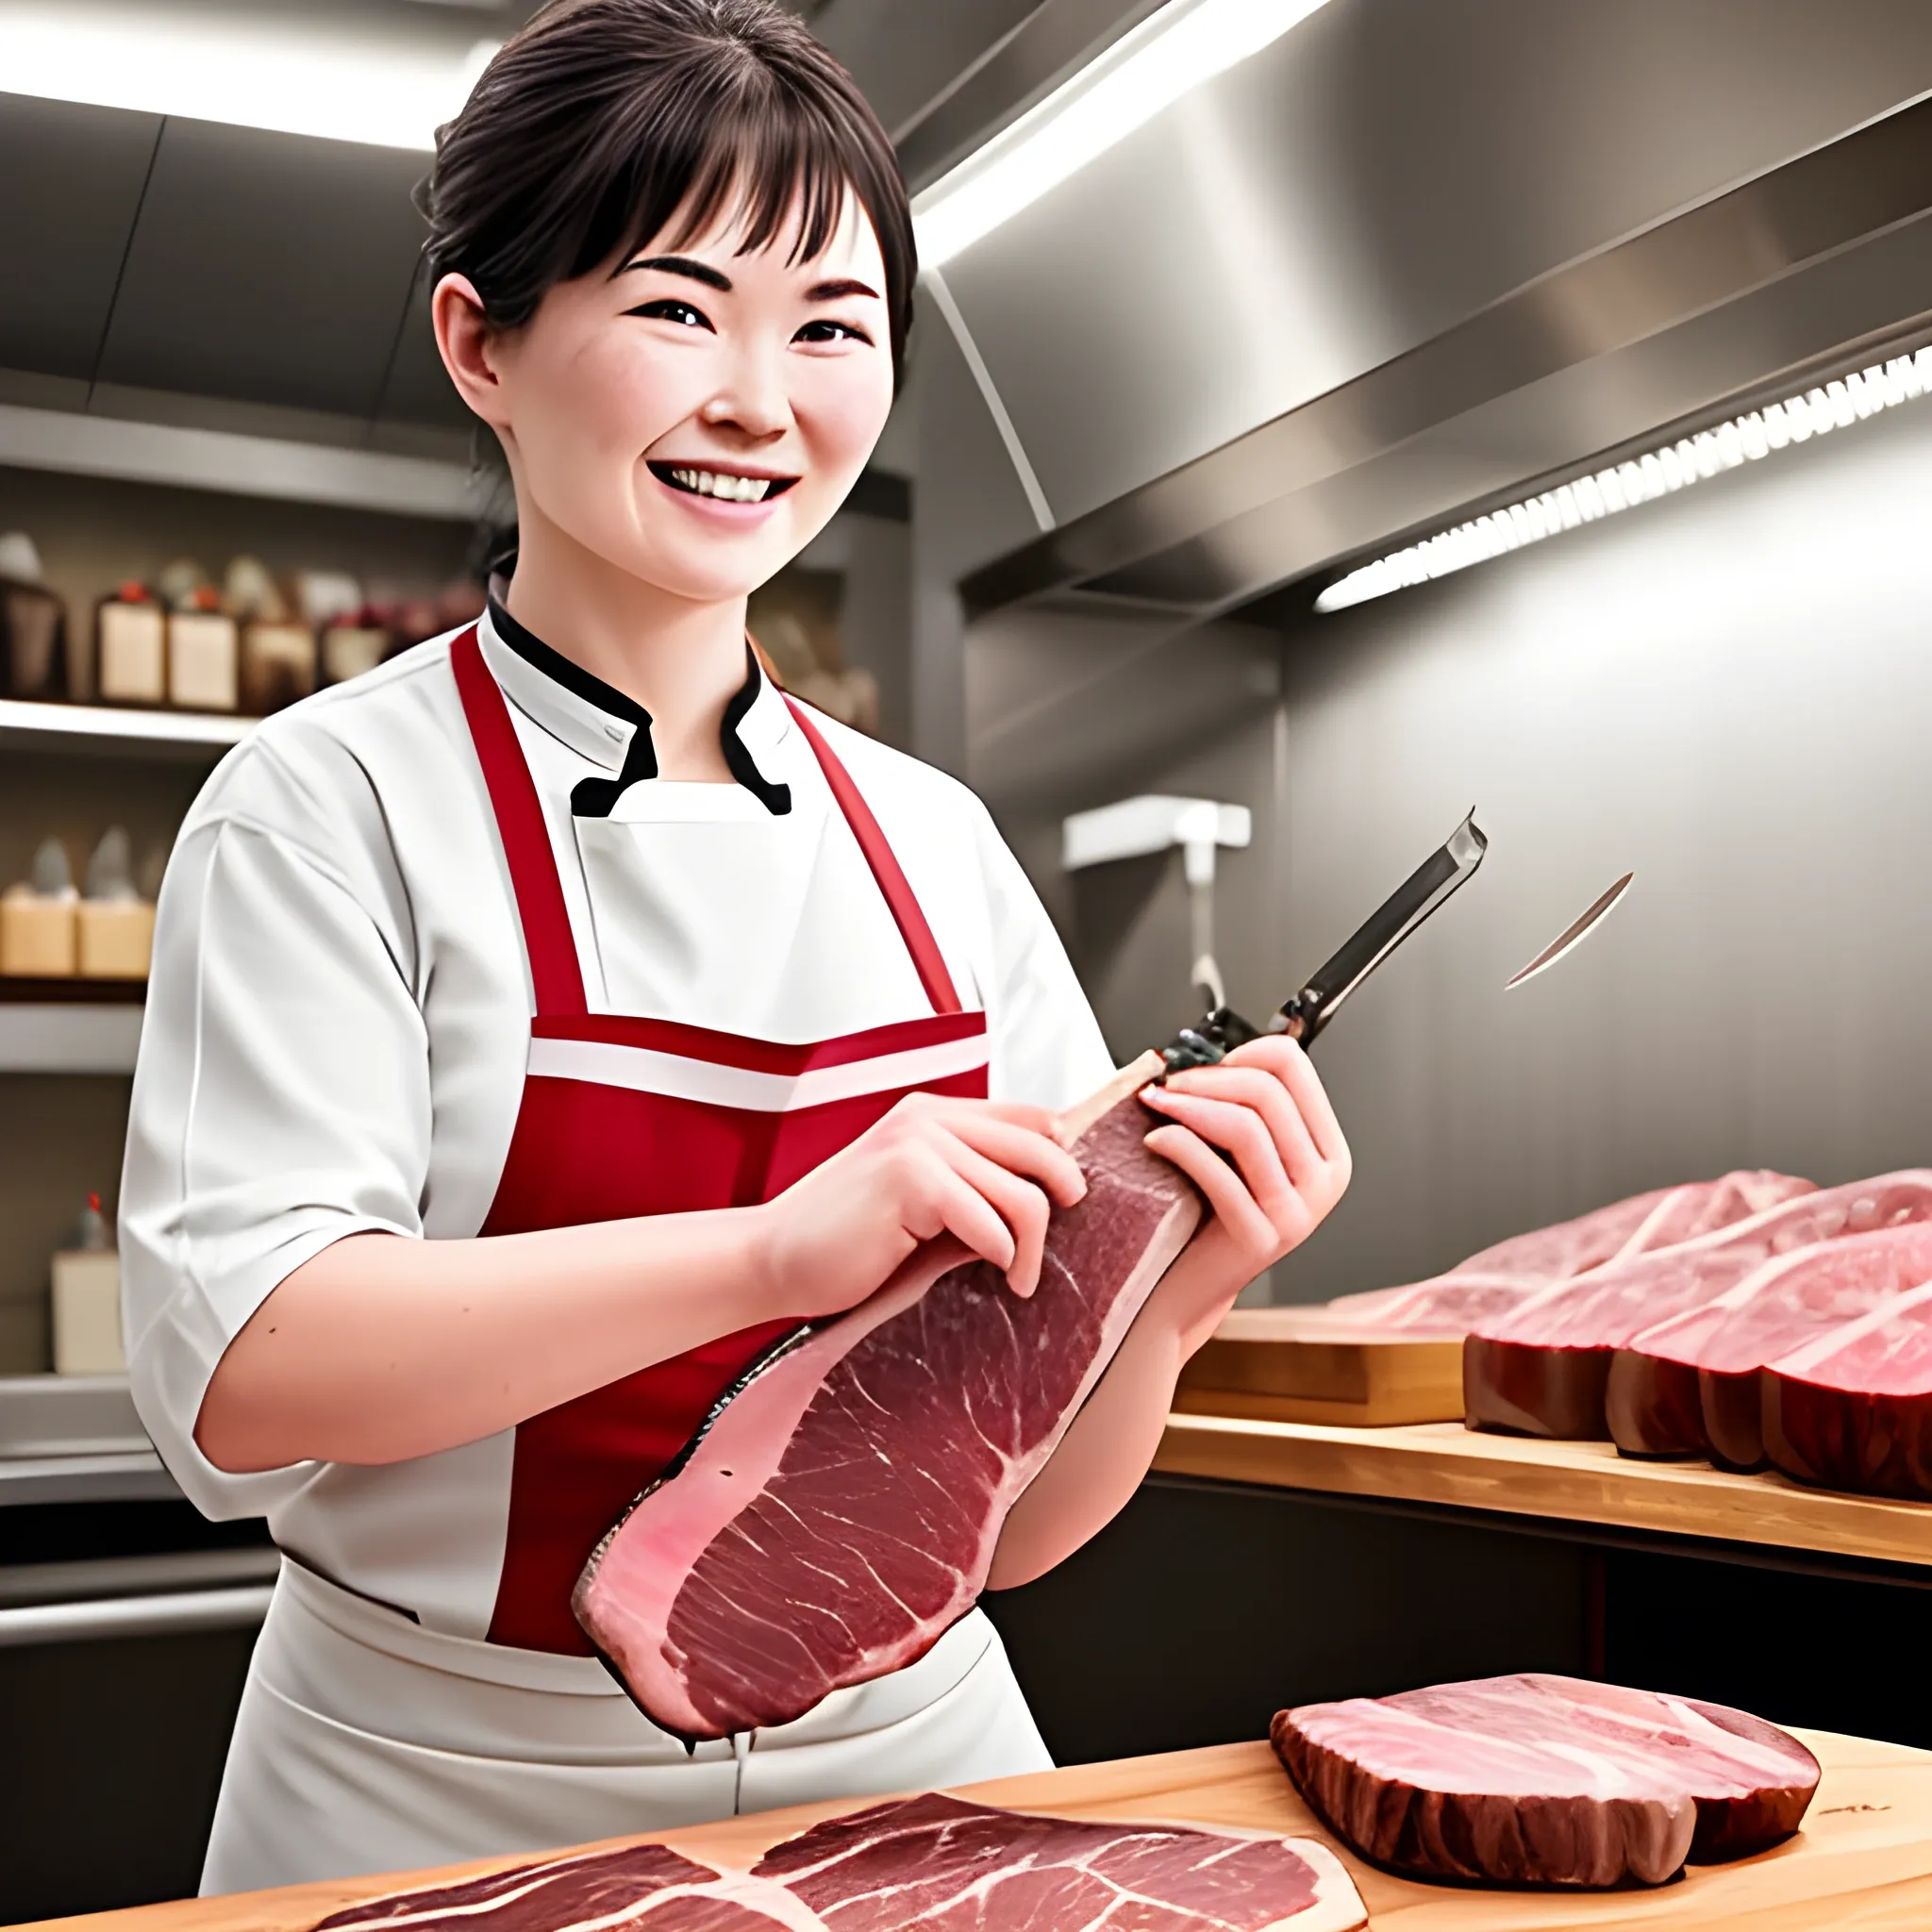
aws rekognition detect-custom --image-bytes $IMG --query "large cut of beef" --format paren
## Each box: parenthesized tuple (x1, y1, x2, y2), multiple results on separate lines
(577, 1059, 1201, 1740)
(1309, 1171, 1811, 1341)
(1465, 1174, 1932, 1441)
(1272, 1674, 1820, 1890)
(1610, 1221, 1932, 1468)
(314, 1795, 1369, 1932)
(1765, 1279, 1932, 1498)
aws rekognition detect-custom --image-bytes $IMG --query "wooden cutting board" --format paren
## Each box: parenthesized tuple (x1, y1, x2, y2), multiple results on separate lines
(34, 1732, 1932, 1932)
(1174, 1307, 1464, 1425)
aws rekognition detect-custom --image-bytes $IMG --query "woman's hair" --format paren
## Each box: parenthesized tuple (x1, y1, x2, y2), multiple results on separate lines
(423, 0, 916, 385)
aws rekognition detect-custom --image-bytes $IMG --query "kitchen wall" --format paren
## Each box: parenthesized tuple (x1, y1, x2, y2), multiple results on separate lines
(947, 380, 1932, 1308)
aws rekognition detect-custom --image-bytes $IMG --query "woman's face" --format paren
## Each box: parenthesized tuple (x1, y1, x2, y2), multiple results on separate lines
(440, 188, 895, 606)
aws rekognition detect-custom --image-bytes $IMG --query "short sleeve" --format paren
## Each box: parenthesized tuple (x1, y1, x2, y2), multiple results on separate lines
(973, 806, 1116, 1112)
(121, 809, 431, 1520)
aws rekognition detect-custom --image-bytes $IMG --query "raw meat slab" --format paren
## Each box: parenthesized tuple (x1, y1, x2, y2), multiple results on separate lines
(576, 1057, 1201, 1739)
(1765, 1279, 1932, 1497)
(1315, 1171, 1809, 1342)
(1615, 1222, 1932, 1470)
(1272, 1673, 1820, 1890)
(1466, 1174, 1931, 1444)
(749, 1792, 1366, 1931)
(312, 1797, 1367, 1932)
(312, 1841, 796, 1931)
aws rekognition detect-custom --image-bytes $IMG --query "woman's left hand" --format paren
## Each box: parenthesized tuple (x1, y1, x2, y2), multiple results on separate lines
(1137, 1035, 1352, 1351)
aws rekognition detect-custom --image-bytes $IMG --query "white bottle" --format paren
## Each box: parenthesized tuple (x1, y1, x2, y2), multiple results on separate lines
(51, 1191, 123, 1375)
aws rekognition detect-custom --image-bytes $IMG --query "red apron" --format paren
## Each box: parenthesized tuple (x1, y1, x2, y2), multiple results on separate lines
(449, 627, 989, 1656)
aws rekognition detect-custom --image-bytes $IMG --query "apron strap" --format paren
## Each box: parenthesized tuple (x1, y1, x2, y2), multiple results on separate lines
(783, 695, 964, 1017)
(450, 625, 589, 1019)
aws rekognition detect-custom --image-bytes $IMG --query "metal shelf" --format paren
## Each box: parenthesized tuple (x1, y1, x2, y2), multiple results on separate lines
(0, 1003, 142, 1074)
(0, 696, 252, 757)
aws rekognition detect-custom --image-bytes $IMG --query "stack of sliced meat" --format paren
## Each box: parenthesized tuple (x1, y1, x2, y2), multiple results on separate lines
(316, 1794, 1370, 1932)
(1272, 1674, 1820, 1890)
(1310, 1171, 1812, 1342)
(1463, 1174, 1932, 1443)
(1610, 1222, 1932, 1467)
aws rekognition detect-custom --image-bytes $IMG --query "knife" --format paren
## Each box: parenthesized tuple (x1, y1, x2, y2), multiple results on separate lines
(1505, 871, 1633, 990)
(1160, 810, 1489, 1074)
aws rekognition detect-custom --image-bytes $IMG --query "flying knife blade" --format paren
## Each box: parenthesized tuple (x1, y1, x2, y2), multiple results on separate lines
(1506, 872, 1633, 991)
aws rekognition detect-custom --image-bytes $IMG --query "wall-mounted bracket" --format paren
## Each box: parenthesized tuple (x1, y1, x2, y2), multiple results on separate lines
(1060, 794, 1251, 884)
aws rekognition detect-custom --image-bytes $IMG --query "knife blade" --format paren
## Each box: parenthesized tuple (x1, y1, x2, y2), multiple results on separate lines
(1161, 810, 1488, 1074)
(1505, 872, 1633, 990)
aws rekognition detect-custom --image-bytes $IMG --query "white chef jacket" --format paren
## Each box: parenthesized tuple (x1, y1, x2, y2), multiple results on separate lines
(120, 606, 1113, 1636)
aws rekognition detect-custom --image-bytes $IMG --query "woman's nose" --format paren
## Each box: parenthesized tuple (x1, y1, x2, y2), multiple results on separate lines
(699, 347, 790, 441)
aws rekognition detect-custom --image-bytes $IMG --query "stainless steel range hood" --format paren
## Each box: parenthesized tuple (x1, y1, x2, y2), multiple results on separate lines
(927, 0, 1932, 620)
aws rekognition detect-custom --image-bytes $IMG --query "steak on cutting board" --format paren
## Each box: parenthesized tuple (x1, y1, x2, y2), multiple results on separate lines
(1313, 1170, 1810, 1341)
(1272, 1674, 1820, 1890)
(576, 1058, 1200, 1740)
(1466, 1174, 1932, 1443)
(1612, 1222, 1932, 1470)
(1766, 1277, 1932, 1497)
(312, 1795, 1368, 1932)
(749, 1792, 1366, 1931)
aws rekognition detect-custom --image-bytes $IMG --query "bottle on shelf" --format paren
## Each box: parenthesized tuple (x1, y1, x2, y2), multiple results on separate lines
(96, 581, 167, 706)
(167, 584, 240, 713)
(76, 825, 153, 980)
(0, 837, 78, 975)
(50, 1191, 123, 1377)
(226, 554, 316, 714)
(0, 531, 70, 703)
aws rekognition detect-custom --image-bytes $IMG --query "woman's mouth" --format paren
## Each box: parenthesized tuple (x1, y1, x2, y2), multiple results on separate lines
(647, 462, 799, 504)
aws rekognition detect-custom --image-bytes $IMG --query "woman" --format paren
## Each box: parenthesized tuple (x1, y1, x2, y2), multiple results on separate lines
(121, 0, 1350, 1895)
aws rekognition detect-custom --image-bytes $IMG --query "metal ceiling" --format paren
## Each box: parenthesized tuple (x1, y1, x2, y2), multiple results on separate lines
(0, 0, 1079, 453)
(934, 0, 1932, 622)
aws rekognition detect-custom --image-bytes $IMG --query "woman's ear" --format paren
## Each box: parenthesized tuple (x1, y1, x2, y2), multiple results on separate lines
(432, 274, 510, 429)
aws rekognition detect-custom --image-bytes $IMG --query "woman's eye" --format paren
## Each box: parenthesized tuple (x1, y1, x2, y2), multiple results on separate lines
(794, 320, 872, 346)
(628, 298, 713, 331)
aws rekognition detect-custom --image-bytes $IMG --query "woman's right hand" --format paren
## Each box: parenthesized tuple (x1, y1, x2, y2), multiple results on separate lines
(748, 1093, 1089, 1320)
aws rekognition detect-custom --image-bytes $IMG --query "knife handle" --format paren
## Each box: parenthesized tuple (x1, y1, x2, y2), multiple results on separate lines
(1158, 1005, 1266, 1075)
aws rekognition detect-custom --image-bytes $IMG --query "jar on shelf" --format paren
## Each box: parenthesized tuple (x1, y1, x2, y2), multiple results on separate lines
(96, 582, 167, 707)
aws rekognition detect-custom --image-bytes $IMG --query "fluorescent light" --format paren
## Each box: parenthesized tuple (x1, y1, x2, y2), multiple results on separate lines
(1315, 348, 1932, 614)
(912, 0, 1334, 269)
(0, 4, 496, 150)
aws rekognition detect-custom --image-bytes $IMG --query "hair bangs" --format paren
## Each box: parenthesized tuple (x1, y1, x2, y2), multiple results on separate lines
(427, 1, 916, 383)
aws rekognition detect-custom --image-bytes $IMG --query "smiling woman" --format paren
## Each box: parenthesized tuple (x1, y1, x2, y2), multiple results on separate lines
(117, 0, 1350, 1902)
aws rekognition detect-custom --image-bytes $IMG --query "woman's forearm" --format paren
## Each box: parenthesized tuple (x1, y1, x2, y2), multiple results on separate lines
(194, 1213, 777, 1474)
(985, 1243, 1225, 1591)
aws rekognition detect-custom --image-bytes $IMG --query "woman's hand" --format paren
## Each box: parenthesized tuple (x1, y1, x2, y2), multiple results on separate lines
(750, 1092, 1089, 1320)
(1138, 1035, 1351, 1351)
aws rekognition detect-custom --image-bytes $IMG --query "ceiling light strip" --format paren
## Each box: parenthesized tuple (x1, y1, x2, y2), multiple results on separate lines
(0, 6, 495, 150)
(912, 0, 1333, 270)
(1315, 348, 1932, 614)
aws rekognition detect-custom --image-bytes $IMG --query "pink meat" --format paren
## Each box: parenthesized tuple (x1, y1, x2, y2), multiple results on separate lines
(1614, 1224, 1932, 1469)
(1321, 1171, 1811, 1341)
(1467, 1174, 1932, 1441)
(749, 1794, 1366, 1932)
(312, 1842, 793, 1932)
(1765, 1280, 1932, 1498)
(314, 1799, 1367, 1932)
(575, 1084, 1200, 1740)
(1273, 1674, 1819, 1890)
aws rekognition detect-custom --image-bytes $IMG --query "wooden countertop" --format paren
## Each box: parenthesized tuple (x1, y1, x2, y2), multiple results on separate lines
(1156, 1413, 1932, 1569)
(28, 1731, 1932, 1932)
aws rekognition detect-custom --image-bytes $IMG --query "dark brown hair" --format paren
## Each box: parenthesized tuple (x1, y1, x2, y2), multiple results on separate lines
(424, 0, 916, 384)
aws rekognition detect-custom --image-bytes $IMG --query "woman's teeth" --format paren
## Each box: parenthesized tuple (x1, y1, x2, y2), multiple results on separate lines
(668, 467, 776, 503)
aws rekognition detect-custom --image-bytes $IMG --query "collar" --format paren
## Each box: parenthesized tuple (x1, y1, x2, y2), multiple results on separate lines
(479, 599, 791, 816)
